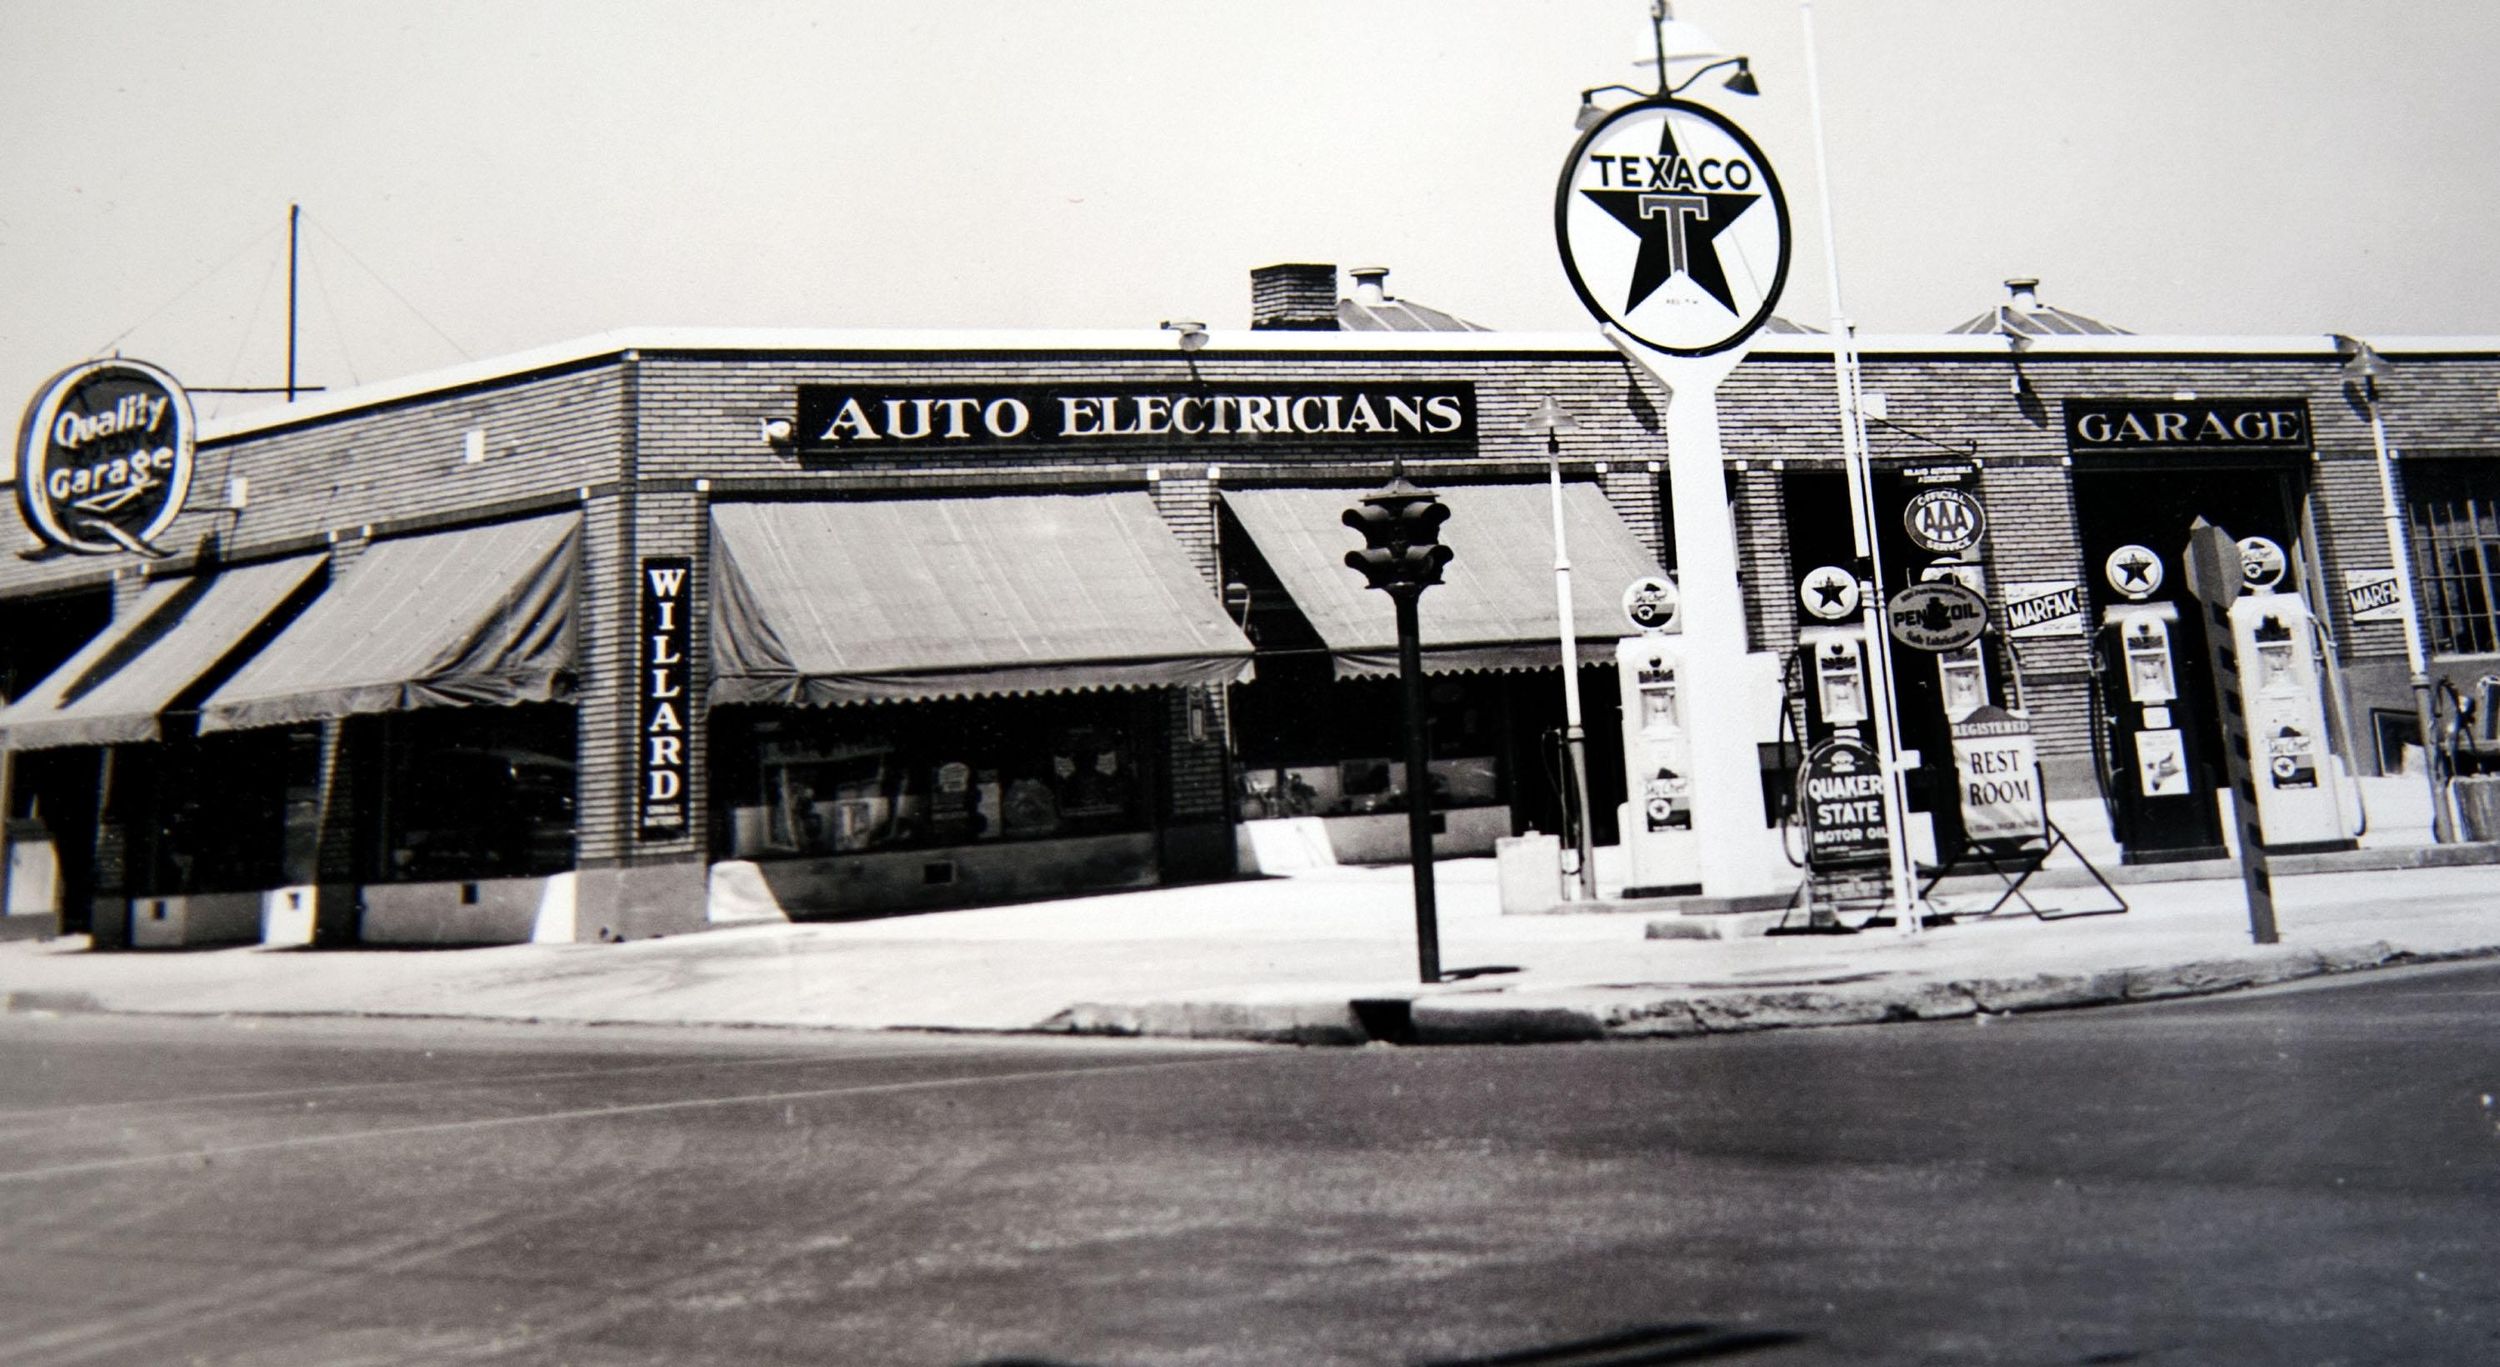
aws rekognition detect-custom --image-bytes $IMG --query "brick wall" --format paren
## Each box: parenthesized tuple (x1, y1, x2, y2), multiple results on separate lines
(1149, 466, 1229, 822)
(0, 363, 629, 601)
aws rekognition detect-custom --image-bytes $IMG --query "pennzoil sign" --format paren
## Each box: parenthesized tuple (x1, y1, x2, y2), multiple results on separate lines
(16, 359, 195, 556)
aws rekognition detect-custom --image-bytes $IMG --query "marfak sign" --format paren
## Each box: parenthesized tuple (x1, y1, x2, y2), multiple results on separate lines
(2062, 399, 2312, 455)
(16, 359, 196, 556)
(1555, 98, 1791, 356)
(794, 382, 1476, 459)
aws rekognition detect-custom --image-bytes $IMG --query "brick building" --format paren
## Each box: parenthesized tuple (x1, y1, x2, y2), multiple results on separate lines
(3, 266, 2495, 945)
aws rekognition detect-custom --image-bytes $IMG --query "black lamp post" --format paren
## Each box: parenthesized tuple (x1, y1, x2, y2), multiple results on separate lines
(1345, 476, 1454, 983)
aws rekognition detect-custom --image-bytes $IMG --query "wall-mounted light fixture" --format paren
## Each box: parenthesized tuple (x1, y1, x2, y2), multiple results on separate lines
(759, 417, 795, 446)
(1998, 324, 2035, 398)
(1161, 320, 1209, 352)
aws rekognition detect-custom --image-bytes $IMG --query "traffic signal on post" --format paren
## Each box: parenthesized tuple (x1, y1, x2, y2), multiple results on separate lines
(1343, 478, 1453, 591)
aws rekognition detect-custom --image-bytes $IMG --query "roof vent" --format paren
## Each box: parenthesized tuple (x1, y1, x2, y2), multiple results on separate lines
(1350, 266, 1391, 307)
(1944, 276, 2130, 337)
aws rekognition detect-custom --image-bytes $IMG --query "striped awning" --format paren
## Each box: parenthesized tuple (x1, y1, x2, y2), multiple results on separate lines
(0, 554, 328, 751)
(197, 514, 580, 733)
(1223, 482, 1666, 678)
(709, 494, 1254, 706)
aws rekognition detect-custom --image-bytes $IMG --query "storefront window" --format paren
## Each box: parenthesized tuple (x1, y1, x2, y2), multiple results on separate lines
(1230, 664, 1509, 819)
(363, 705, 577, 883)
(2404, 458, 2500, 657)
(129, 729, 303, 897)
(724, 694, 1151, 859)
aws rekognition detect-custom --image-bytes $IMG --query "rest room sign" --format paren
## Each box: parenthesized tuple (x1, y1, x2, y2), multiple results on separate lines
(1951, 705, 2045, 843)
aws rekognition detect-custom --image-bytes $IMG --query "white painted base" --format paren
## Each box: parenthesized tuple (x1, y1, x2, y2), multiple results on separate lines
(707, 861, 794, 924)
(1236, 818, 1338, 876)
(530, 872, 578, 943)
(261, 886, 318, 946)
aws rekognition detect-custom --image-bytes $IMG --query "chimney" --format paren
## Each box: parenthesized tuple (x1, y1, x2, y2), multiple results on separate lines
(1349, 265, 1390, 306)
(2005, 277, 2042, 312)
(1251, 263, 1339, 330)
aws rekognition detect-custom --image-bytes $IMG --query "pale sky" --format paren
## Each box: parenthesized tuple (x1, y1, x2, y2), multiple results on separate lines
(5, 0, 2498, 456)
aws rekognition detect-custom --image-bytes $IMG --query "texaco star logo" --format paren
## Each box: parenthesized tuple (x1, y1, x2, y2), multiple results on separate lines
(2105, 545, 2164, 601)
(1555, 98, 1791, 356)
(1799, 565, 1861, 621)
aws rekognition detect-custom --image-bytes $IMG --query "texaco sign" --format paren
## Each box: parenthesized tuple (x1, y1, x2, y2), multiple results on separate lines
(1555, 98, 1791, 356)
(16, 359, 195, 556)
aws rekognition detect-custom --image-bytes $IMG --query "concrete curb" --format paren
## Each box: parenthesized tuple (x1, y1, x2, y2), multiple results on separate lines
(1048, 939, 2500, 1047)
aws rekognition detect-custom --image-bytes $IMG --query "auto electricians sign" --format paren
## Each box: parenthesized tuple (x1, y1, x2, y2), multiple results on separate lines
(16, 359, 195, 556)
(1555, 98, 1791, 356)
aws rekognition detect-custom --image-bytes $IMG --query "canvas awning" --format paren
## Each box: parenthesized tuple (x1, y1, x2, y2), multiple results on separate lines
(197, 514, 580, 733)
(0, 554, 328, 751)
(1223, 483, 1668, 678)
(709, 494, 1254, 706)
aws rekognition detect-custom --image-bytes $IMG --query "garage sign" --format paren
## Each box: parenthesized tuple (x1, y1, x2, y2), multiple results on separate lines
(16, 359, 195, 557)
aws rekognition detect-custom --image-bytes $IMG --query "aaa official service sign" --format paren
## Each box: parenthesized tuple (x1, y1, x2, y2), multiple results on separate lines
(1556, 99, 1791, 356)
(16, 359, 195, 557)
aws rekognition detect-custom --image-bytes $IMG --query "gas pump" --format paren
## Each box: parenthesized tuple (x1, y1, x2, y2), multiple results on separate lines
(1616, 577, 1698, 896)
(2093, 601, 2227, 862)
(2229, 591, 2355, 852)
(1615, 636, 1698, 894)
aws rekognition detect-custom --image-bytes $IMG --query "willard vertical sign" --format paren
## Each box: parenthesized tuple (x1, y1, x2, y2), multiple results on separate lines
(639, 557, 693, 841)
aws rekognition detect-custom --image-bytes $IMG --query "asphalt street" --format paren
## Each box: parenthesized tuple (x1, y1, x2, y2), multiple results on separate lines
(2, 961, 2495, 1366)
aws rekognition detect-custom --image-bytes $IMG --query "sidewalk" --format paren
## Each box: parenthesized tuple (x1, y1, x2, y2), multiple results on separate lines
(4, 851, 2496, 1045)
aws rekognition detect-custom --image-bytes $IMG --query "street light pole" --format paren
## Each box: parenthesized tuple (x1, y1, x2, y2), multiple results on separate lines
(1801, 0, 1920, 933)
(2337, 337, 2446, 839)
(1528, 397, 1600, 902)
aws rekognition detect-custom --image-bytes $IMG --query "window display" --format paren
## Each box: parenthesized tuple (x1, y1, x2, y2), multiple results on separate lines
(730, 697, 1147, 859)
(1229, 668, 1508, 819)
